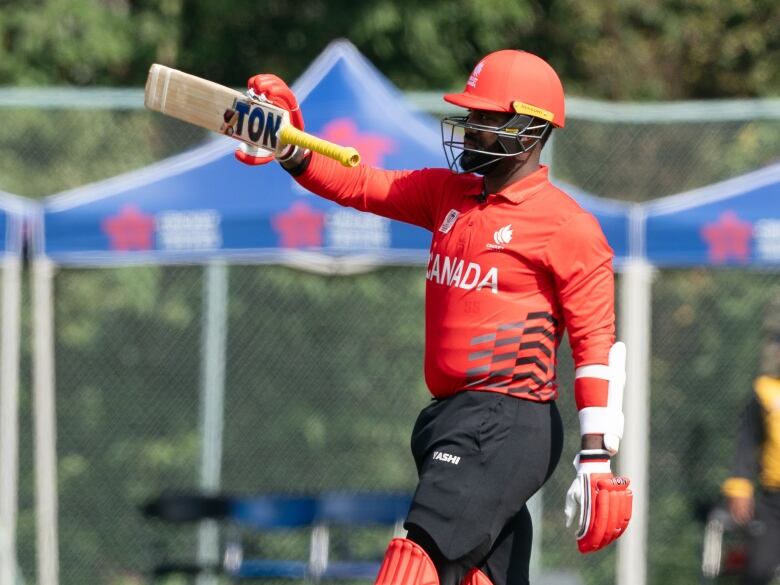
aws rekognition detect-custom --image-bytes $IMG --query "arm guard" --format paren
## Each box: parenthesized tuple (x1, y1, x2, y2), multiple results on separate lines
(576, 341, 626, 455)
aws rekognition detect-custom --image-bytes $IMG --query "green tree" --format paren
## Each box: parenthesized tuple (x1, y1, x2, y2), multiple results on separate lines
(2, 0, 778, 97)
(549, 0, 780, 99)
(0, 0, 180, 85)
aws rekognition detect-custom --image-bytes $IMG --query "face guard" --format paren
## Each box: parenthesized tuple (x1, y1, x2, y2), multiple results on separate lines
(441, 112, 550, 174)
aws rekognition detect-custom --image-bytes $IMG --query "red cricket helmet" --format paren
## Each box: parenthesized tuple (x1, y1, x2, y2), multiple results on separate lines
(444, 50, 565, 128)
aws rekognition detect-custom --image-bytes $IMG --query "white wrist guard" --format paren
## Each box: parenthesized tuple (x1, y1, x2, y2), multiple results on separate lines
(275, 144, 299, 162)
(575, 342, 626, 455)
(574, 449, 612, 473)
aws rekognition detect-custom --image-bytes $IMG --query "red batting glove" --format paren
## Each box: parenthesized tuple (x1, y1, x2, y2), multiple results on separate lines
(235, 74, 305, 166)
(564, 449, 633, 554)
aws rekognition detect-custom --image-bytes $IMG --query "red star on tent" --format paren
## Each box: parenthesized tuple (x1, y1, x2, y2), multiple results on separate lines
(700, 210, 753, 263)
(102, 205, 156, 251)
(272, 202, 326, 248)
(320, 119, 395, 166)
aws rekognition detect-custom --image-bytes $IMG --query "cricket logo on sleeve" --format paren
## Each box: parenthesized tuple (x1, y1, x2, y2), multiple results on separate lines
(438, 209, 460, 234)
(220, 97, 282, 150)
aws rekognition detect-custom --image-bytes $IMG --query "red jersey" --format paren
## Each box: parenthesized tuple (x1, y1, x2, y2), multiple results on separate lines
(296, 154, 615, 408)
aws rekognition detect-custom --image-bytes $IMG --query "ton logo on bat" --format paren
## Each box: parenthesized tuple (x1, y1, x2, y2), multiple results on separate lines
(221, 99, 281, 149)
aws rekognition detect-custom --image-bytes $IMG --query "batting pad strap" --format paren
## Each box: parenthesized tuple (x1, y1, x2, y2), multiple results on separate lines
(375, 538, 439, 585)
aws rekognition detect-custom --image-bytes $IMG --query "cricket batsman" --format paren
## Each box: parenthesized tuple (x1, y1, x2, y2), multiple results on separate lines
(237, 49, 633, 585)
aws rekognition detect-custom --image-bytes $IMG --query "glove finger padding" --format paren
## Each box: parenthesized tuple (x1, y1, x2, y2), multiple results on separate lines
(234, 143, 275, 166)
(617, 480, 633, 534)
(582, 473, 611, 549)
(578, 475, 633, 554)
(599, 488, 621, 549)
(247, 74, 305, 130)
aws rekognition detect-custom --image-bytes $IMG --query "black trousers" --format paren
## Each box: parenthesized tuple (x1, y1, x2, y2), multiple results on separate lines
(404, 391, 564, 585)
(744, 488, 780, 585)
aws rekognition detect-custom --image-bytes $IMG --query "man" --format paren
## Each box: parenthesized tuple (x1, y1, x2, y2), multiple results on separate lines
(237, 49, 632, 585)
(722, 292, 780, 585)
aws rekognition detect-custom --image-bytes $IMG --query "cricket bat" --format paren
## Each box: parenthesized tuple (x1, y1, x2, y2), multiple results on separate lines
(144, 64, 360, 167)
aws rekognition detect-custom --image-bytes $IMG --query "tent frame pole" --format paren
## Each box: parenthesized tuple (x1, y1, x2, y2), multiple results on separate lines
(32, 257, 60, 585)
(616, 251, 653, 585)
(1, 255, 22, 585)
(196, 260, 229, 585)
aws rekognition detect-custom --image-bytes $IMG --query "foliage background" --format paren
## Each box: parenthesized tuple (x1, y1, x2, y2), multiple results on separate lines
(1, 0, 778, 98)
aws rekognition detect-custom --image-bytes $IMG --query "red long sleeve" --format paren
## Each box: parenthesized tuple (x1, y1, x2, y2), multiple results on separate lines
(296, 152, 455, 231)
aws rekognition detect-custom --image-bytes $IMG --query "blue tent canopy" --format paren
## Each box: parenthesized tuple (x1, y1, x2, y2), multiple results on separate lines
(37, 40, 629, 266)
(644, 161, 780, 266)
(0, 191, 29, 259)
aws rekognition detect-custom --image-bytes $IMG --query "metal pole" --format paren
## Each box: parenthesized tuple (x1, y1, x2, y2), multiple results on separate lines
(197, 261, 228, 585)
(32, 258, 59, 585)
(616, 257, 653, 585)
(526, 126, 551, 584)
(0, 256, 22, 585)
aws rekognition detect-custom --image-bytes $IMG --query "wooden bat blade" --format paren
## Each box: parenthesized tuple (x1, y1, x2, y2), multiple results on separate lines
(145, 64, 285, 154)
(145, 64, 244, 134)
(144, 64, 360, 166)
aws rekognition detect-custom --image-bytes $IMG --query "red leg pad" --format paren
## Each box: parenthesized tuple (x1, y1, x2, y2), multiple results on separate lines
(375, 538, 439, 585)
(461, 568, 493, 585)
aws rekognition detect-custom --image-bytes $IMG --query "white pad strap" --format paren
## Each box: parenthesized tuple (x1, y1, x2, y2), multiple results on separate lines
(575, 364, 610, 379)
(578, 407, 612, 435)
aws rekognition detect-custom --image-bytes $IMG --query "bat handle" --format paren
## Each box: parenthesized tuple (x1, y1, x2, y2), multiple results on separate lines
(278, 125, 361, 168)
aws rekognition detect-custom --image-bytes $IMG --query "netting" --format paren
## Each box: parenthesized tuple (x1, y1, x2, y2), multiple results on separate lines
(646, 270, 780, 585)
(552, 118, 780, 202)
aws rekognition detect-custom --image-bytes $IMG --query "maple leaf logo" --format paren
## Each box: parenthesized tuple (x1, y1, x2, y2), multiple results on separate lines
(271, 202, 326, 248)
(319, 119, 395, 166)
(101, 205, 156, 251)
(700, 210, 753, 264)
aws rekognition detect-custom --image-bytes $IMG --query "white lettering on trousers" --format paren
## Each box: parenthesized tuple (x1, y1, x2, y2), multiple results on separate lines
(426, 253, 499, 294)
(433, 451, 461, 465)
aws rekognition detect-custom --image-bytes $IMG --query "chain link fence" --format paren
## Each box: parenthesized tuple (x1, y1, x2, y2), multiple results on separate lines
(552, 118, 780, 202)
(2, 91, 780, 585)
